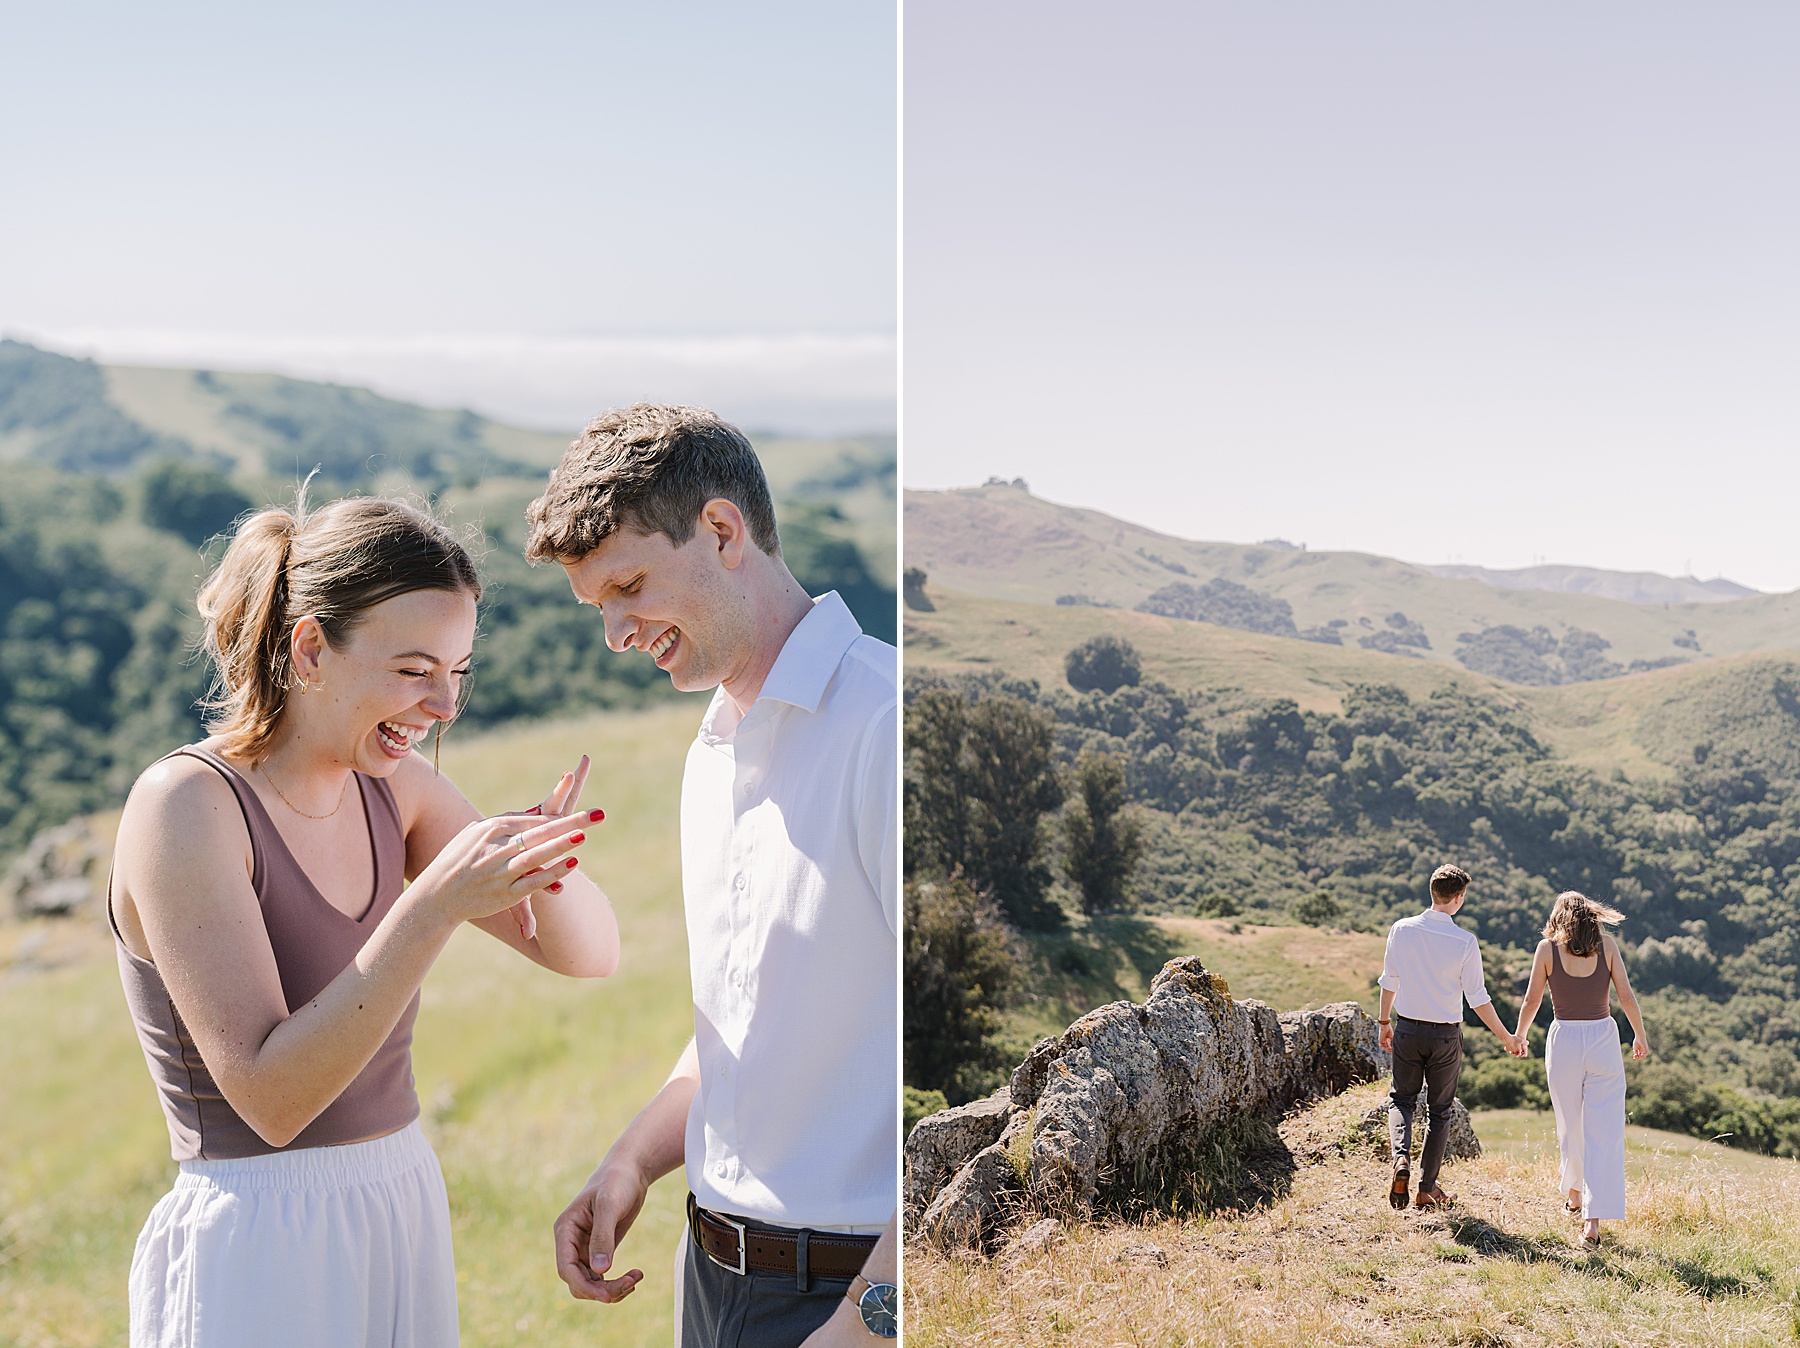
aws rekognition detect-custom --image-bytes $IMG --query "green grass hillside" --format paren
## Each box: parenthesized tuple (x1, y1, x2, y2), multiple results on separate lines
(0, 703, 706, 1348)
(907, 581, 1800, 786)
(906, 484, 1800, 680)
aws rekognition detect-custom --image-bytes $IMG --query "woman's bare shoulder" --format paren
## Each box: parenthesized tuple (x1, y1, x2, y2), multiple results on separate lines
(118, 752, 249, 863)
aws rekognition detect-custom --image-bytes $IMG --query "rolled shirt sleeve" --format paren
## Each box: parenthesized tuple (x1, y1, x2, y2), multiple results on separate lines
(1377, 927, 1401, 992)
(1461, 938, 1492, 1010)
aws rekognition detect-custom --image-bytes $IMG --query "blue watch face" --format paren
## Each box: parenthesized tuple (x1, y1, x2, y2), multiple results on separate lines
(858, 1283, 898, 1338)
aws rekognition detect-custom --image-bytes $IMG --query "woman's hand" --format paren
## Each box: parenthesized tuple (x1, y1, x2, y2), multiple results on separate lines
(1632, 1037, 1650, 1061)
(408, 809, 598, 931)
(502, 757, 595, 940)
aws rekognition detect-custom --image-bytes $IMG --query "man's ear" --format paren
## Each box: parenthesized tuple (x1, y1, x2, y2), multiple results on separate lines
(700, 498, 752, 570)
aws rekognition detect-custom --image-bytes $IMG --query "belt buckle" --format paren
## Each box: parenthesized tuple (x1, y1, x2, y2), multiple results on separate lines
(707, 1211, 748, 1276)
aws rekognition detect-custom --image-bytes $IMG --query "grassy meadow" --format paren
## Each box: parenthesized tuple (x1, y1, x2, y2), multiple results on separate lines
(998, 915, 1386, 1049)
(0, 701, 706, 1348)
(910, 1081, 1800, 1348)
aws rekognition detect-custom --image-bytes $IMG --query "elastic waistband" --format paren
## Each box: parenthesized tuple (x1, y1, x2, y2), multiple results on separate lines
(174, 1122, 433, 1193)
(1551, 1015, 1618, 1027)
(1394, 1015, 1463, 1037)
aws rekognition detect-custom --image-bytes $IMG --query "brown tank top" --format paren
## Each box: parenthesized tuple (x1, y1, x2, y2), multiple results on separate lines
(112, 745, 420, 1160)
(1547, 941, 1613, 1022)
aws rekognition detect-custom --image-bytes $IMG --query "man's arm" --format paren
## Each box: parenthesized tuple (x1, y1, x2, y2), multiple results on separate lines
(1470, 999, 1522, 1054)
(554, 1039, 700, 1303)
(799, 1216, 898, 1346)
(1377, 987, 1397, 1052)
(1462, 938, 1524, 1055)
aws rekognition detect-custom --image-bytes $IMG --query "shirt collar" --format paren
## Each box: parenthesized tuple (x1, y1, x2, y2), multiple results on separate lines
(757, 591, 862, 713)
(697, 591, 862, 744)
(1420, 908, 1457, 925)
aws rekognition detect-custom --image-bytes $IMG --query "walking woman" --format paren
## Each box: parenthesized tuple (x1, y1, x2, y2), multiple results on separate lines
(109, 493, 621, 1346)
(1511, 891, 1649, 1248)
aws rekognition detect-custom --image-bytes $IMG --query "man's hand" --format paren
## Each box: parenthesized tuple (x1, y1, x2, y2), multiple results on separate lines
(553, 1162, 649, 1304)
(1507, 1032, 1529, 1058)
(800, 1295, 877, 1346)
(1378, 1020, 1393, 1052)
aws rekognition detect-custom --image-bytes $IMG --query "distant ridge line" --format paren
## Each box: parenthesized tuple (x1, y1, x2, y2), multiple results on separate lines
(1427, 563, 1759, 607)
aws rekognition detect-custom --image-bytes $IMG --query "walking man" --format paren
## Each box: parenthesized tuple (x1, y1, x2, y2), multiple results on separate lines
(536, 405, 898, 1345)
(1377, 864, 1524, 1210)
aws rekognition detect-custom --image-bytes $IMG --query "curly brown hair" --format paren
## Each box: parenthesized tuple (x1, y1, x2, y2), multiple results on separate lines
(524, 404, 779, 565)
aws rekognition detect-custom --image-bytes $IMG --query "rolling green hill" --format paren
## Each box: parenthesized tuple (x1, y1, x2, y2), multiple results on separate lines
(906, 483, 1800, 684)
(0, 339, 894, 864)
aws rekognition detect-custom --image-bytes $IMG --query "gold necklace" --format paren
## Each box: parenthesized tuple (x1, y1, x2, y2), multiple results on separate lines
(258, 762, 350, 820)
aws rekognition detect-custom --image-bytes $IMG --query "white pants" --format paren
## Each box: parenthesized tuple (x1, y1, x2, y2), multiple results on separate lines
(1545, 1017, 1627, 1221)
(129, 1122, 458, 1348)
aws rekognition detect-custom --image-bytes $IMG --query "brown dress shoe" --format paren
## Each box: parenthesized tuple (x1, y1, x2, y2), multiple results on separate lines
(1388, 1159, 1411, 1211)
(1413, 1185, 1456, 1209)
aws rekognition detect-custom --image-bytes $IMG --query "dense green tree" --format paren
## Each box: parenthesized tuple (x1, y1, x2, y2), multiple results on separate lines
(904, 876, 1022, 1104)
(1064, 634, 1141, 694)
(140, 460, 253, 547)
(904, 688, 1064, 928)
(1063, 750, 1144, 913)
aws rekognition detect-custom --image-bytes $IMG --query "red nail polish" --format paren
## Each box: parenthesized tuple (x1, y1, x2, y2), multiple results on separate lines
(569, 831, 586, 845)
(589, 809, 605, 822)
(548, 881, 563, 892)
(566, 857, 579, 868)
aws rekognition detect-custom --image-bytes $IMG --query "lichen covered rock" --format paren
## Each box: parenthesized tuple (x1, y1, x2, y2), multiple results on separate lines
(907, 956, 1402, 1251)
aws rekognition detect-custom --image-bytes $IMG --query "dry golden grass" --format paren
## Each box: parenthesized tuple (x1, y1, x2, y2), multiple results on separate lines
(906, 1084, 1800, 1348)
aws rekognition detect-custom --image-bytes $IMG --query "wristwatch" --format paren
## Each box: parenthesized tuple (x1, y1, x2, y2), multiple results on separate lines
(847, 1275, 898, 1339)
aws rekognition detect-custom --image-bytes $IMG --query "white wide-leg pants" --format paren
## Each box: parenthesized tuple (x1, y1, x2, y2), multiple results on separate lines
(1545, 1017, 1627, 1221)
(129, 1122, 458, 1347)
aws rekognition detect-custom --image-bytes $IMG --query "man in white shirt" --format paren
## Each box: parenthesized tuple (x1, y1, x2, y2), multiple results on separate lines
(1377, 864, 1525, 1210)
(530, 405, 898, 1346)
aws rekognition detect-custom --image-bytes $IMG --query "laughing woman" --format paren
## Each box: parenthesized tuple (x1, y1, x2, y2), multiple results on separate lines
(109, 495, 620, 1347)
(1511, 891, 1649, 1249)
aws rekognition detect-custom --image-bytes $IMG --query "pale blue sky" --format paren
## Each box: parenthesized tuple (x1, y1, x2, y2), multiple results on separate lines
(1, 1, 896, 432)
(905, 3, 1800, 591)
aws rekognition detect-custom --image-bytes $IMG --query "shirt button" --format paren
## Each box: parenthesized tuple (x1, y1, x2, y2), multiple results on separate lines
(734, 874, 747, 890)
(713, 1161, 728, 1178)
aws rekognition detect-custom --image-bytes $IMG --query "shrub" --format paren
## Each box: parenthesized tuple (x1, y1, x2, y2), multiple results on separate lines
(1065, 635, 1141, 694)
(904, 876, 1024, 1104)
(1290, 891, 1341, 927)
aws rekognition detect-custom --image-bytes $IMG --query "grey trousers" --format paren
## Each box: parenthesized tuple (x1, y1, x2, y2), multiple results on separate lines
(1388, 1016, 1464, 1192)
(680, 1224, 853, 1348)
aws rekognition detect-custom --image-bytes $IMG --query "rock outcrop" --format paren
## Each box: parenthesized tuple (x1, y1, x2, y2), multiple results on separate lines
(3, 818, 105, 920)
(908, 957, 1394, 1250)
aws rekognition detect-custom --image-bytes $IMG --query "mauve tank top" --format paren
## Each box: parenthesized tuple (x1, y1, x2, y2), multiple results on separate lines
(1547, 941, 1613, 1022)
(112, 745, 421, 1160)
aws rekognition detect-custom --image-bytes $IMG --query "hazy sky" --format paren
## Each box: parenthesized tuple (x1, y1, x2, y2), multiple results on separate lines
(1, 1, 895, 432)
(905, 4, 1800, 592)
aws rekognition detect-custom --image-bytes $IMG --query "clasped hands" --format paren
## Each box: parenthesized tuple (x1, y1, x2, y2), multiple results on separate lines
(1499, 1031, 1529, 1058)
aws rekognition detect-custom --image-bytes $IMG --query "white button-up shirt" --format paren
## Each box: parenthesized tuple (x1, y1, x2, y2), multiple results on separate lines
(681, 591, 897, 1232)
(1377, 908, 1492, 1024)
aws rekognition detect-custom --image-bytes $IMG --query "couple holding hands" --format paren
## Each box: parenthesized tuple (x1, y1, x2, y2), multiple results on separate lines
(108, 405, 898, 1347)
(1379, 865, 1650, 1248)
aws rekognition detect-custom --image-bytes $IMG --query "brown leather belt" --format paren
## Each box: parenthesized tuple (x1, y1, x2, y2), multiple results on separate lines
(687, 1193, 875, 1281)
